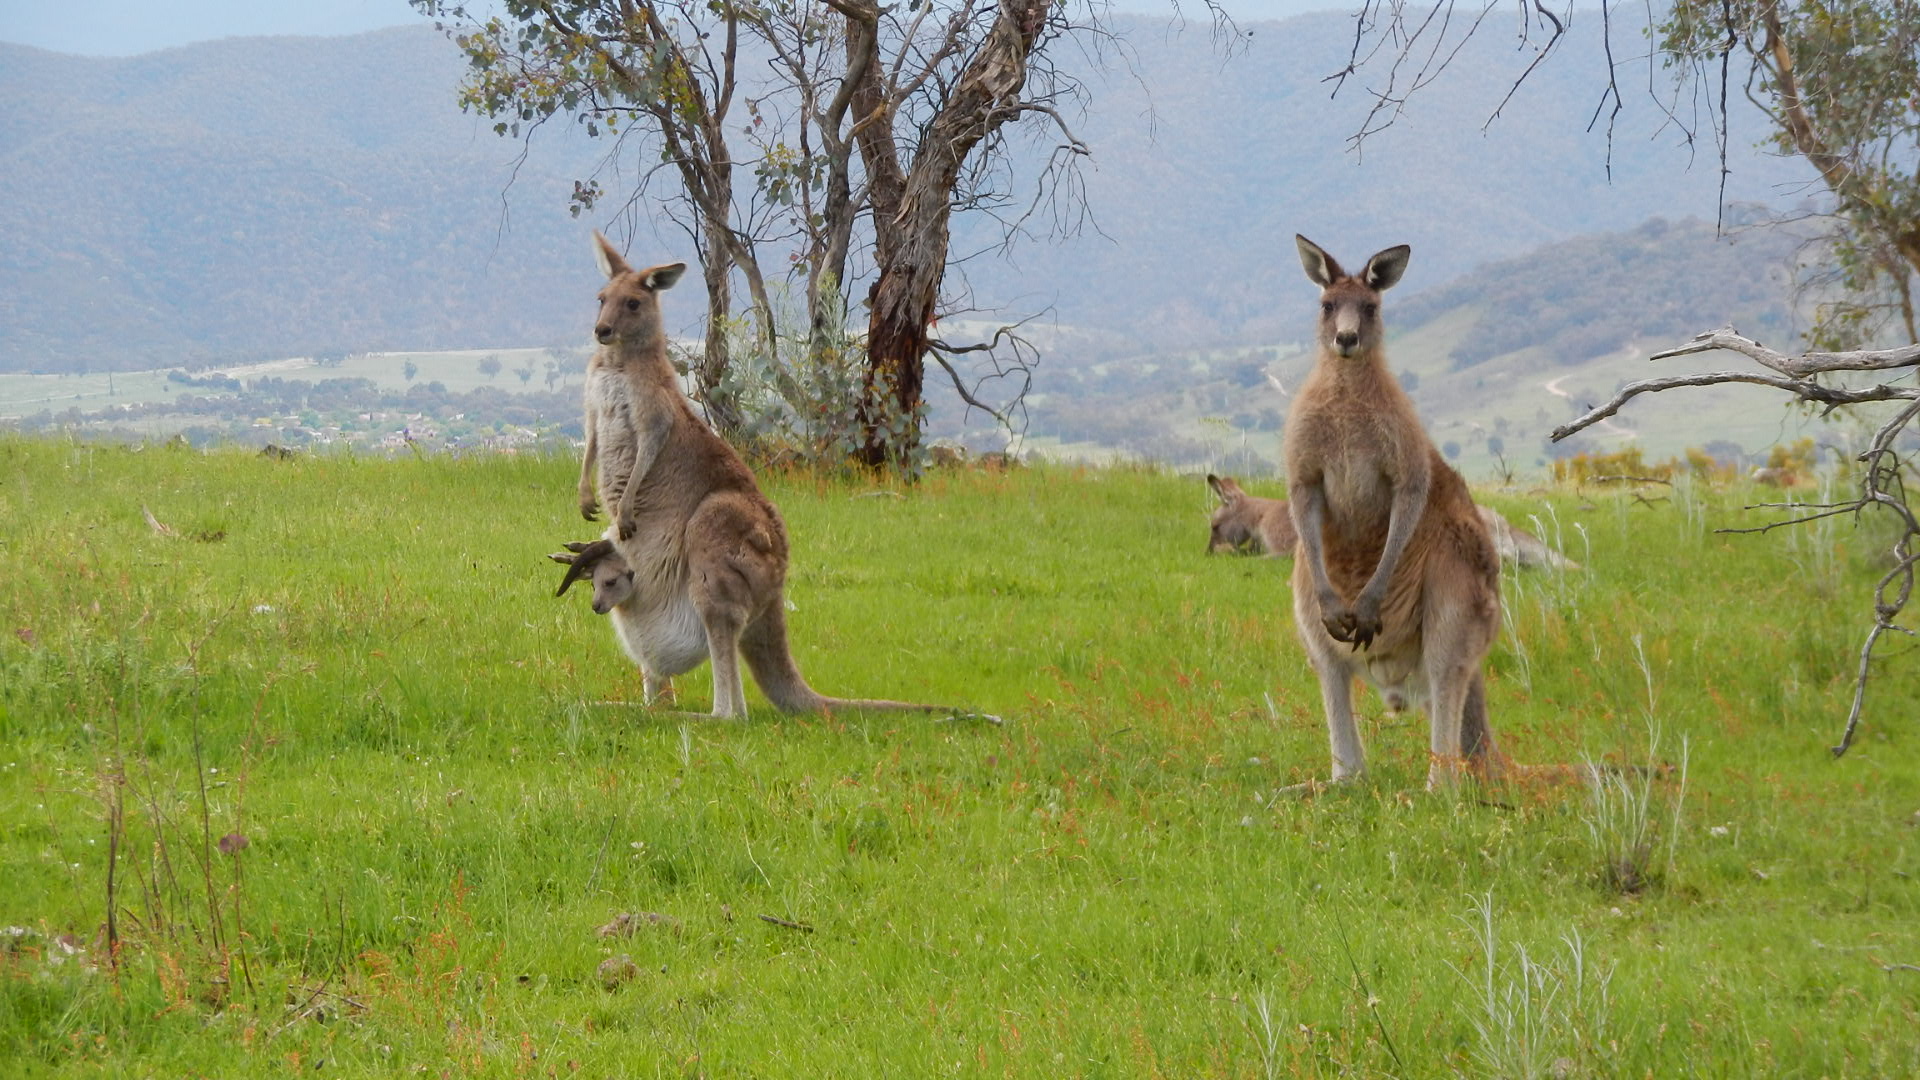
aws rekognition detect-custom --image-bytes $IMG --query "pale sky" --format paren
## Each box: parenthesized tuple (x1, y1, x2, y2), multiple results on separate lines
(3, 0, 1344, 55)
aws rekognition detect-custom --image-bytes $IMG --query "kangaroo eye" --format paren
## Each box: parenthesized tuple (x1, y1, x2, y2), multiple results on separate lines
(625, 299, 640, 311)
(1362, 303, 1377, 318)
(1320, 302, 1334, 315)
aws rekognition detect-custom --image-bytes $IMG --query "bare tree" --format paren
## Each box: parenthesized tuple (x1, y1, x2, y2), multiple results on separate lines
(828, 0, 1084, 466)
(1552, 328, 1919, 755)
(417, 0, 1112, 469)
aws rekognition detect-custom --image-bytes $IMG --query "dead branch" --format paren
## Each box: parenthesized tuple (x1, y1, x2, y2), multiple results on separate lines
(1551, 370, 1918, 441)
(1005, 101, 1091, 156)
(1554, 326, 1920, 757)
(758, 913, 814, 933)
(1588, 474, 1675, 486)
(1649, 327, 1920, 378)
(928, 317, 1042, 440)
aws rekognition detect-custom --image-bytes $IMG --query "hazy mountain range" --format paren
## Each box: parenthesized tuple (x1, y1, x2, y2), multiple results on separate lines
(2, 12, 1816, 375)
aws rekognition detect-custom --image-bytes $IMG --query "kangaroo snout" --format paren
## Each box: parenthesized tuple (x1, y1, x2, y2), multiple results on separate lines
(1334, 329, 1359, 352)
(595, 324, 615, 343)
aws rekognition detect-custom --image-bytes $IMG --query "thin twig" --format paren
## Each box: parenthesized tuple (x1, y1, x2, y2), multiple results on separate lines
(758, 913, 814, 933)
(1330, 898, 1405, 1073)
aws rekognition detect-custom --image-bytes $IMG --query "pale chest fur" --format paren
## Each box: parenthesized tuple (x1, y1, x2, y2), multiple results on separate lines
(1285, 376, 1418, 536)
(584, 358, 669, 506)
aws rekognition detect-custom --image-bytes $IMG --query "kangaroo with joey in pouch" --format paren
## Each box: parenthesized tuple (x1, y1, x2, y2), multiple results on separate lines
(1283, 235, 1503, 790)
(569, 231, 994, 722)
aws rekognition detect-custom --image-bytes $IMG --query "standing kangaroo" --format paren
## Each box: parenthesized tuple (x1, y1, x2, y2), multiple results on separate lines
(1283, 236, 1502, 789)
(574, 232, 988, 720)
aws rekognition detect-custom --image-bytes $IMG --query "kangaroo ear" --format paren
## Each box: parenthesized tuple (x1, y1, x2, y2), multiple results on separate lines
(1363, 245, 1411, 291)
(643, 263, 686, 291)
(1295, 235, 1343, 288)
(592, 231, 630, 279)
(554, 558, 593, 597)
(553, 538, 616, 596)
(1207, 473, 1239, 503)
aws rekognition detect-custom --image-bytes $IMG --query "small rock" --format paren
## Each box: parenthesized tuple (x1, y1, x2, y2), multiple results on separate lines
(597, 954, 638, 991)
(596, 911, 680, 939)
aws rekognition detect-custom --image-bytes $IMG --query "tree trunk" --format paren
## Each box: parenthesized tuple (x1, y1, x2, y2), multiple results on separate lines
(851, 0, 1052, 468)
(695, 221, 742, 435)
(857, 258, 940, 467)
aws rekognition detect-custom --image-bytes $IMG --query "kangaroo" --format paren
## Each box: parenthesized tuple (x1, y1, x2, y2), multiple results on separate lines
(1206, 474, 1299, 555)
(1283, 236, 1502, 790)
(571, 232, 992, 721)
(1208, 473, 1576, 571)
(1476, 506, 1581, 571)
(547, 537, 991, 719)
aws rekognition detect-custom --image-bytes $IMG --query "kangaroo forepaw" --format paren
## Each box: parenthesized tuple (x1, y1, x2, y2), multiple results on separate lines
(1321, 610, 1379, 650)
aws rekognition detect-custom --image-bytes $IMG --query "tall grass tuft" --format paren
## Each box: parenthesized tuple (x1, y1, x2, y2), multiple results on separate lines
(1581, 638, 1692, 894)
(1454, 894, 1614, 1080)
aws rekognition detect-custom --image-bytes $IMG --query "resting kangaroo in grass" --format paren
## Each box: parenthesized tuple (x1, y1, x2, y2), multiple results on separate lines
(1208, 473, 1576, 570)
(571, 232, 991, 721)
(1284, 236, 1502, 789)
(1207, 474, 1299, 555)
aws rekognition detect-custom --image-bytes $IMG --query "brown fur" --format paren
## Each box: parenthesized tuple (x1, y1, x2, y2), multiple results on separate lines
(570, 232, 992, 721)
(1476, 505, 1581, 571)
(1205, 474, 1574, 572)
(1206, 474, 1299, 555)
(1282, 236, 1502, 790)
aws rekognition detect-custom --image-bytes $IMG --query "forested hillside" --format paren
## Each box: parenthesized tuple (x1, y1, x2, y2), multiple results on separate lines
(1, 14, 1812, 373)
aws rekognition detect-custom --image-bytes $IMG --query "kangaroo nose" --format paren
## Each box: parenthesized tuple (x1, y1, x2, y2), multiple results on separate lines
(1335, 330, 1358, 350)
(595, 325, 613, 343)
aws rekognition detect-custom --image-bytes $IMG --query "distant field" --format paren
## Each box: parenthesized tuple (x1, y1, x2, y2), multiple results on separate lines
(2, 436, 1915, 1075)
(3, 326, 1873, 480)
(0, 347, 591, 420)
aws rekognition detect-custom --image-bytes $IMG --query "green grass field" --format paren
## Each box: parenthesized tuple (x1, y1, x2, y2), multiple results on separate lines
(1, 435, 1915, 1077)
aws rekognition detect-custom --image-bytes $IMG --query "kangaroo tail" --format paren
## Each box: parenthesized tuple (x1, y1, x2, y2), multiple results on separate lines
(738, 603, 999, 722)
(816, 696, 1000, 723)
